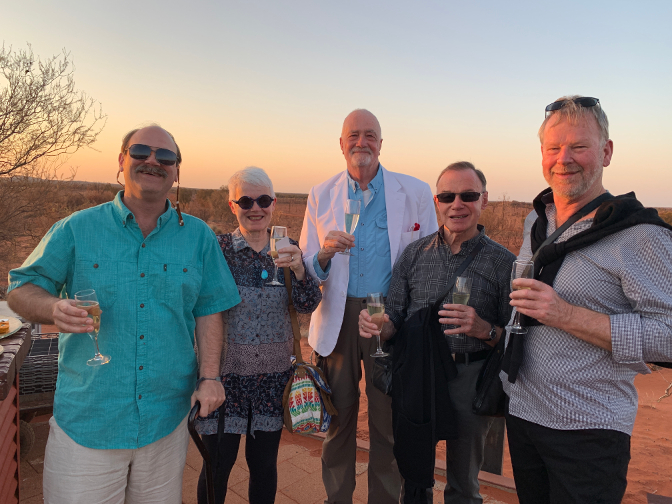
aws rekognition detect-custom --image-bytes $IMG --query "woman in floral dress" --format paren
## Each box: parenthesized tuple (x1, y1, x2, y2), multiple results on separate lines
(196, 167, 321, 504)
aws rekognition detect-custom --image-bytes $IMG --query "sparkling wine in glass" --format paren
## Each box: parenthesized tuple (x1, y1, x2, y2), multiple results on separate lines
(367, 292, 389, 358)
(339, 199, 361, 256)
(452, 276, 472, 305)
(74, 289, 110, 366)
(267, 225, 287, 286)
(506, 260, 535, 334)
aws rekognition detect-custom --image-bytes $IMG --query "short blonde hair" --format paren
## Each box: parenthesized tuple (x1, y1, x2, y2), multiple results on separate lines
(539, 95, 609, 144)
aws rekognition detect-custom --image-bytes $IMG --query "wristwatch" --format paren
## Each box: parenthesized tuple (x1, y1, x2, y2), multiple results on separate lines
(487, 325, 498, 341)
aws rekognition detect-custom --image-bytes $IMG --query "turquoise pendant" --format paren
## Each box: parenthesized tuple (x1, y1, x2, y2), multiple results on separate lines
(261, 269, 269, 280)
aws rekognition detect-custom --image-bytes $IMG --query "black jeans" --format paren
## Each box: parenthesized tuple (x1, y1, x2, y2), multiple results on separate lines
(197, 428, 283, 504)
(506, 413, 631, 504)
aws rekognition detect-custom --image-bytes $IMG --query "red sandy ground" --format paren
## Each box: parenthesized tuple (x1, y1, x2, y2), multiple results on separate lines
(352, 361, 672, 503)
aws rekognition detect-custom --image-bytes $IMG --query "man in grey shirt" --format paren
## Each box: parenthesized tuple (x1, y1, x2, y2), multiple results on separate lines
(503, 96, 672, 503)
(360, 162, 515, 503)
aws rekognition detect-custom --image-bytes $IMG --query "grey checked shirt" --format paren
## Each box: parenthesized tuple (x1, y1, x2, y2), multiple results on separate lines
(503, 200, 672, 435)
(387, 226, 516, 353)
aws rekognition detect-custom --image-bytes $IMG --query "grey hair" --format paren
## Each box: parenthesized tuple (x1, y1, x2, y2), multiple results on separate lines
(228, 167, 275, 201)
(436, 161, 487, 192)
(120, 124, 182, 166)
(539, 95, 609, 145)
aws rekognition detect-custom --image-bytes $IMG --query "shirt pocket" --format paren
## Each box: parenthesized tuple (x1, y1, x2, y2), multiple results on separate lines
(73, 260, 118, 308)
(163, 262, 202, 309)
(374, 214, 390, 257)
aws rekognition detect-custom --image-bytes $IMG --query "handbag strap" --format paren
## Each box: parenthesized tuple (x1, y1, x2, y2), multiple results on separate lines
(283, 267, 305, 364)
(430, 240, 484, 313)
(530, 192, 612, 263)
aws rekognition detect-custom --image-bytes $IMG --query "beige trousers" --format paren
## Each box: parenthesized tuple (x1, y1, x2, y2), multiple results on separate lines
(43, 415, 189, 504)
(321, 297, 401, 504)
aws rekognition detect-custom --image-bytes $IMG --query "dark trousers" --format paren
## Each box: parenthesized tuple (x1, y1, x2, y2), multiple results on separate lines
(506, 413, 631, 504)
(197, 429, 283, 504)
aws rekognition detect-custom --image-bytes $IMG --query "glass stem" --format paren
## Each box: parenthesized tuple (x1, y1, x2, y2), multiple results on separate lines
(512, 311, 522, 328)
(272, 261, 279, 283)
(376, 334, 382, 352)
(91, 332, 102, 356)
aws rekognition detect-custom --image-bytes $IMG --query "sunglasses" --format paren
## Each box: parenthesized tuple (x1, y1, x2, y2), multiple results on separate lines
(545, 97, 600, 115)
(126, 144, 178, 166)
(436, 191, 483, 204)
(232, 195, 275, 210)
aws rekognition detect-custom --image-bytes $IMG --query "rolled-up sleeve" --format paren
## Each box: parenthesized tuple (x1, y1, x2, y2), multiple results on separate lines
(610, 227, 672, 368)
(8, 219, 74, 297)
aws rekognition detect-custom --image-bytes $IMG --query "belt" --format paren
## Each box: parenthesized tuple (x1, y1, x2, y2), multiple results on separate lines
(452, 349, 490, 365)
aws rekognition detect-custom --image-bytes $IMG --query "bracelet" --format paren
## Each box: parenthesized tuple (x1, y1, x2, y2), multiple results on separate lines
(195, 376, 222, 390)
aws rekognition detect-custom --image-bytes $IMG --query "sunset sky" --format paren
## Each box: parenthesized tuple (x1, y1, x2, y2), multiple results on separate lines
(3, 1, 671, 206)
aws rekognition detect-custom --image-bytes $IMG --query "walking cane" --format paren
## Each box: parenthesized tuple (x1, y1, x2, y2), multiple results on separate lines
(188, 401, 215, 504)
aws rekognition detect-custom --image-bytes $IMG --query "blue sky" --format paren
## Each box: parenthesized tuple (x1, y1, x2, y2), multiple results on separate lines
(3, 0, 671, 205)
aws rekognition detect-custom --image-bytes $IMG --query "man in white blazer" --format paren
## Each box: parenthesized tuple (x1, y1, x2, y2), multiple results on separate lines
(299, 109, 438, 503)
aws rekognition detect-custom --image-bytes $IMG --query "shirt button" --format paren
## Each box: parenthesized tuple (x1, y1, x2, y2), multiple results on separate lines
(142, 243, 146, 248)
(139, 366, 143, 370)
(360, 274, 363, 277)
(93, 264, 99, 269)
(140, 273, 145, 278)
(140, 303, 144, 308)
(138, 395, 142, 399)
(361, 247, 364, 251)
(361, 222, 364, 226)
(128, 215, 134, 220)
(183, 268, 188, 273)
(140, 335, 144, 339)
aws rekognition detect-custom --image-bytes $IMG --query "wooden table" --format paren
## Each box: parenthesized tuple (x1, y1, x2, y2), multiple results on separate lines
(0, 325, 31, 504)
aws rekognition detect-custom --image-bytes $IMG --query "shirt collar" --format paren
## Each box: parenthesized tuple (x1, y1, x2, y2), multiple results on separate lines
(112, 191, 174, 228)
(437, 224, 485, 254)
(231, 227, 271, 254)
(346, 163, 383, 194)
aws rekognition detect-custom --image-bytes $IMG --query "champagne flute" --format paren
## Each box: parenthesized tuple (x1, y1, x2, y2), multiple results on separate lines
(74, 289, 110, 366)
(452, 276, 472, 306)
(367, 292, 389, 358)
(267, 225, 287, 286)
(339, 199, 361, 256)
(506, 260, 535, 334)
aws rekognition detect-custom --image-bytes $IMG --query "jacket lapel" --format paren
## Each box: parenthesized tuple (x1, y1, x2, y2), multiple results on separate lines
(382, 166, 406, 268)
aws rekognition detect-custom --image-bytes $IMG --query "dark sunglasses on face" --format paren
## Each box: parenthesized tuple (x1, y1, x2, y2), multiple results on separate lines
(232, 195, 275, 210)
(436, 191, 483, 204)
(545, 97, 600, 116)
(126, 144, 178, 166)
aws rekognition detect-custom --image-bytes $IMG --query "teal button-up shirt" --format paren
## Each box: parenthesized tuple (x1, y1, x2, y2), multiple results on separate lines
(8, 192, 241, 449)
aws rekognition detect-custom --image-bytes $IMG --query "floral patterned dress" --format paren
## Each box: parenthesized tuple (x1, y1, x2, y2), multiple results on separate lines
(196, 228, 322, 435)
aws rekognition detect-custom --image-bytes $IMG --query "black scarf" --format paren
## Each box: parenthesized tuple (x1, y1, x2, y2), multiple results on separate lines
(502, 188, 672, 383)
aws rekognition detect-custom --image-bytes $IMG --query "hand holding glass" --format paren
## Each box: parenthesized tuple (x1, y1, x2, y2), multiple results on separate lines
(506, 260, 535, 334)
(367, 292, 389, 358)
(340, 199, 361, 256)
(267, 226, 287, 286)
(74, 289, 110, 366)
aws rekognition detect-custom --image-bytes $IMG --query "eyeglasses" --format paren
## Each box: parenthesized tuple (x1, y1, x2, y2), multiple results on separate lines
(545, 97, 600, 116)
(436, 191, 484, 204)
(126, 144, 178, 166)
(232, 195, 275, 210)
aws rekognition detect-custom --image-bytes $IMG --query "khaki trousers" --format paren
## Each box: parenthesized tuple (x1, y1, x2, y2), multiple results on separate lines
(321, 297, 401, 504)
(43, 415, 189, 504)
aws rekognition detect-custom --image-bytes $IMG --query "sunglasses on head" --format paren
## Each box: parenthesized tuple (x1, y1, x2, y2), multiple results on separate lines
(232, 195, 275, 210)
(545, 97, 600, 116)
(126, 144, 178, 166)
(436, 191, 483, 204)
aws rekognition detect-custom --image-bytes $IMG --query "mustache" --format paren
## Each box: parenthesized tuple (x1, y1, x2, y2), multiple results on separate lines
(350, 147, 372, 155)
(135, 164, 168, 178)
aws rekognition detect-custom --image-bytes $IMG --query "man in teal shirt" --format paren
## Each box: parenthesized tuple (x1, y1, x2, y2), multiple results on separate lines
(7, 125, 240, 504)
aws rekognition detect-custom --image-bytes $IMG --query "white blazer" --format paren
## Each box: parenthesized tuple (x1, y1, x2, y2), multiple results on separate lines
(299, 165, 439, 356)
